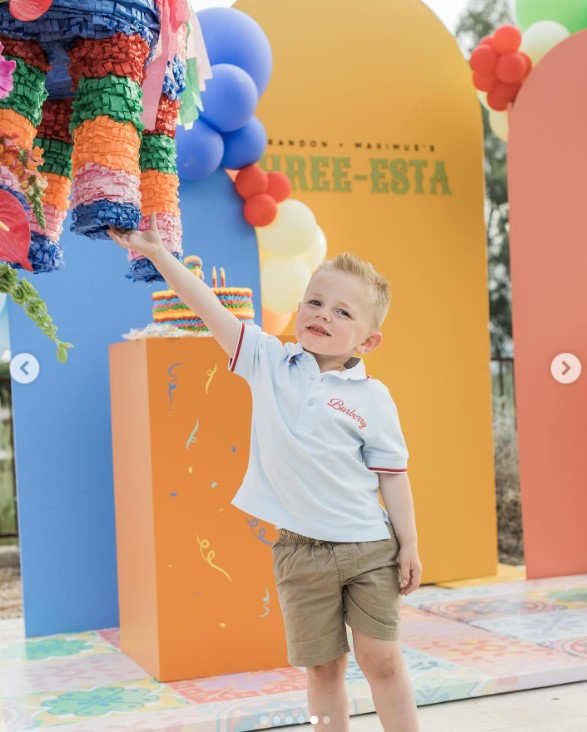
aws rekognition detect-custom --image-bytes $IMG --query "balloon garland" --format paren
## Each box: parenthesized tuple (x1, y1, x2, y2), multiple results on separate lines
(470, 0, 586, 141)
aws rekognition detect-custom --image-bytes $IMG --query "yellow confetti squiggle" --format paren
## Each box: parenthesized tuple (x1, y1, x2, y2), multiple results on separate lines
(260, 587, 270, 618)
(196, 535, 232, 582)
(205, 363, 218, 394)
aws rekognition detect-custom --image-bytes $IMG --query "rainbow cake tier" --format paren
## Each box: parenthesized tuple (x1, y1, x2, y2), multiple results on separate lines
(152, 256, 255, 332)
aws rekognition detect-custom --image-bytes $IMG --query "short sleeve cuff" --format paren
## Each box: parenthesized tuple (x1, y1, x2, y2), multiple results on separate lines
(228, 323, 263, 379)
(363, 453, 408, 474)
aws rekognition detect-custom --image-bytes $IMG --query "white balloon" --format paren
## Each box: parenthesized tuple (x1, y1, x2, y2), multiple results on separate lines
(257, 199, 317, 257)
(261, 257, 311, 313)
(489, 109, 509, 142)
(477, 90, 490, 111)
(297, 225, 327, 273)
(520, 21, 570, 66)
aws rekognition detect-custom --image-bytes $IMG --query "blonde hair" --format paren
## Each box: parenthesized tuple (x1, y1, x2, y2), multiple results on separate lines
(315, 252, 390, 329)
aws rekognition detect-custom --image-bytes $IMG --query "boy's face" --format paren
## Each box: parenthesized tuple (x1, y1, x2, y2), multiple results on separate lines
(295, 269, 382, 359)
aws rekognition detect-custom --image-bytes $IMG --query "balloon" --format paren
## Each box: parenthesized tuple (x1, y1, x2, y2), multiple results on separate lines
(514, 0, 587, 33)
(470, 45, 498, 75)
(235, 165, 268, 199)
(487, 81, 521, 111)
(175, 120, 224, 181)
(221, 117, 267, 170)
(297, 225, 327, 273)
(9, 0, 53, 22)
(0, 190, 31, 270)
(262, 307, 292, 335)
(489, 109, 509, 142)
(477, 90, 491, 110)
(261, 257, 311, 313)
(496, 52, 527, 83)
(197, 7, 273, 95)
(266, 171, 292, 202)
(520, 21, 570, 66)
(200, 64, 259, 133)
(244, 193, 277, 227)
(492, 25, 522, 53)
(257, 199, 317, 256)
(473, 71, 497, 93)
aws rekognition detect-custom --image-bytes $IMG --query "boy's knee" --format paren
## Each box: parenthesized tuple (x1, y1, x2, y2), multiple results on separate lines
(306, 654, 348, 683)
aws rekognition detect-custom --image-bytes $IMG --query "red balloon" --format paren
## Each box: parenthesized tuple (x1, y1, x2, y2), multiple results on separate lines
(243, 193, 277, 227)
(0, 190, 32, 271)
(519, 52, 532, 79)
(266, 171, 291, 202)
(487, 81, 521, 111)
(470, 45, 498, 75)
(235, 165, 268, 200)
(479, 35, 494, 48)
(473, 71, 497, 93)
(492, 25, 522, 54)
(496, 52, 527, 84)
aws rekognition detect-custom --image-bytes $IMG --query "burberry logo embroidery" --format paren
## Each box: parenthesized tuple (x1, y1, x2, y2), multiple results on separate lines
(327, 398, 368, 429)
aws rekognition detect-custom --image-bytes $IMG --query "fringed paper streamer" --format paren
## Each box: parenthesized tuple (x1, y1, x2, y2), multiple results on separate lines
(0, 182, 26, 207)
(71, 199, 141, 238)
(71, 116, 141, 177)
(0, 2, 160, 48)
(37, 99, 73, 144)
(142, 94, 179, 137)
(70, 75, 145, 132)
(0, 36, 50, 73)
(34, 137, 72, 178)
(10, 232, 63, 273)
(0, 106, 35, 146)
(41, 171, 71, 212)
(0, 163, 20, 191)
(131, 211, 181, 255)
(140, 169, 179, 214)
(68, 33, 150, 88)
(126, 249, 181, 283)
(139, 133, 176, 174)
(0, 56, 47, 126)
(72, 163, 140, 207)
(162, 55, 186, 100)
(30, 203, 67, 242)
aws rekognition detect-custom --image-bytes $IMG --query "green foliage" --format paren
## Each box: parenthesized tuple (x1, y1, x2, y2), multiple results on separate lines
(0, 264, 72, 362)
(456, 0, 514, 357)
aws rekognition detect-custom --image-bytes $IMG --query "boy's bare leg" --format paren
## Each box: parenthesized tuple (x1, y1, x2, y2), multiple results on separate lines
(306, 653, 349, 731)
(352, 630, 419, 732)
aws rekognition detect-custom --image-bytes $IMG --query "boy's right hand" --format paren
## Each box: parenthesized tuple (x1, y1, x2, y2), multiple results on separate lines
(107, 212, 164, 262)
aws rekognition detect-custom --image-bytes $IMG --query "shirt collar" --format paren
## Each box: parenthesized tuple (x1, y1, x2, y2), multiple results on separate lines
(286, 342, 368, 381)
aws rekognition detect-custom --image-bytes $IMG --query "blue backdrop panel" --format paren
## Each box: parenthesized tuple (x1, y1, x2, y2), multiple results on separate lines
(8, 169, 260, 637)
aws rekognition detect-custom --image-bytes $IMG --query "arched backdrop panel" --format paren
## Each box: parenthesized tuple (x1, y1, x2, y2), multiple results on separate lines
(508, 32, 587, 579)
(238, 0, 497, 583)
(9, 169, 261, 637)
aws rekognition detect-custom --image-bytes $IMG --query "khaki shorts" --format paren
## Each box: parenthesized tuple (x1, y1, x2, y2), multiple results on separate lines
(272, 523, 401, 667)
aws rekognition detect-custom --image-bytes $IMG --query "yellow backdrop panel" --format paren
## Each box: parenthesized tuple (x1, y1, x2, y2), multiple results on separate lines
(238, 0, 497, 581)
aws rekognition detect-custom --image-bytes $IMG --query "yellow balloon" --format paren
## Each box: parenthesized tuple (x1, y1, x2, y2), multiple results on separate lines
(257, 200, 317, 256)
(520, 20, 570, 66)
(261, 257, 311, 313)
(297, 225, 327, 273)
(488, 109, 509, 142)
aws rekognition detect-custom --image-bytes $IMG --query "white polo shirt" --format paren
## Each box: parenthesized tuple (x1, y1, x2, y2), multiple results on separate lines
(228, 324, 409, 542)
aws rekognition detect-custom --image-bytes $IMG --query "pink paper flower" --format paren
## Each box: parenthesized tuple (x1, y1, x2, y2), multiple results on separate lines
(0, 42, 16, 99)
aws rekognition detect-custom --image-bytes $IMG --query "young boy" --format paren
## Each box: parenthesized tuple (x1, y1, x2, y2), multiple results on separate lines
(109, 215, 422, 732)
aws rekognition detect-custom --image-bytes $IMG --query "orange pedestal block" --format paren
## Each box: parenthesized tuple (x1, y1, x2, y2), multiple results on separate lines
(109, 338, 288, 682)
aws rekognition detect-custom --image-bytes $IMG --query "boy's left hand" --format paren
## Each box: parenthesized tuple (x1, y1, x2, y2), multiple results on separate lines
(398, 546, 422, 595)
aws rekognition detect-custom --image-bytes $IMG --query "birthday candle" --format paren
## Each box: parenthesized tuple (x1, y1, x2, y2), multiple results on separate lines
(220, 267, 226, 288)
(212, 266, 217, 288)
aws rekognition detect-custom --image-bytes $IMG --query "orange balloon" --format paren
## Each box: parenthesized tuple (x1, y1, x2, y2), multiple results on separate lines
(262, 307, 293, 335)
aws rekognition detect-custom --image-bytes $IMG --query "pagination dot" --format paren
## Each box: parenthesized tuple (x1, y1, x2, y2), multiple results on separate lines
(310, 715, 318, 724)
(323, 716, 331, 725)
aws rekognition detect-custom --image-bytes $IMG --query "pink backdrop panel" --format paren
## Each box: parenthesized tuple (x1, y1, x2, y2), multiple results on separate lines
(509, 31, 587, 578)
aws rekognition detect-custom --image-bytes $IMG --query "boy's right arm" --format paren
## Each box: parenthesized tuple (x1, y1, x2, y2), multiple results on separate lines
(108, 214, 242, 358)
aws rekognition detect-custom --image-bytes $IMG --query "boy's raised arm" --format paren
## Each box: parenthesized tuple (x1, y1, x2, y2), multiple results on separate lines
(108, 214, 242, 358)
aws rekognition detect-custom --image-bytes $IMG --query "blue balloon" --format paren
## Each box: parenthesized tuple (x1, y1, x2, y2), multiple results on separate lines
(175, 120, 224, 181)
(221, 117, 267, 170)
(200, 63, 259, 133)
(198, 8, 272, 96)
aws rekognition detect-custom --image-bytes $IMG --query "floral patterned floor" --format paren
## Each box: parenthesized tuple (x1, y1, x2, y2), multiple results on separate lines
(1, 573, 586, 731)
